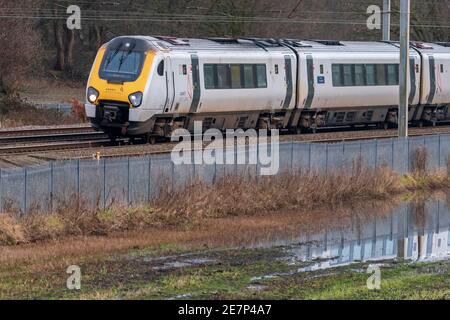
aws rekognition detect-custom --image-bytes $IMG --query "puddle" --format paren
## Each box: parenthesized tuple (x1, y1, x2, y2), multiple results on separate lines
(152, 257, 217, 271)
(255, 194, 450, 274)
(128, 192, 450, 287)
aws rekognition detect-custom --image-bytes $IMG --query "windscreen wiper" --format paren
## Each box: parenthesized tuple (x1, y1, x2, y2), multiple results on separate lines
(117, 42, 136, 72)
(105, 42, 123, 68)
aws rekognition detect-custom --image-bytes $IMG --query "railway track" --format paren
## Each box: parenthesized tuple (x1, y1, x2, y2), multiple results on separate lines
(0, 124, 94, 137)
(0, 125, 110, 155)
(1, 124, 450, 157)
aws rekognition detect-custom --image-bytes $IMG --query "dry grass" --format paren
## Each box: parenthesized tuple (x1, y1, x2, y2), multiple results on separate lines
(0, 94, 82, 128)
(154, 167, 402, 222)
(1, 149, 450, 246)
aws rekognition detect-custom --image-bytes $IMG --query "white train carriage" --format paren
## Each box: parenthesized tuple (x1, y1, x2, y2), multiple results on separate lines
(292, 40, 421, 130)
(85, 36, 450, 140)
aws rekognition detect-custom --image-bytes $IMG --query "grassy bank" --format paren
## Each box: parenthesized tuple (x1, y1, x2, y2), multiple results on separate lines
(1, 243, 449, 300)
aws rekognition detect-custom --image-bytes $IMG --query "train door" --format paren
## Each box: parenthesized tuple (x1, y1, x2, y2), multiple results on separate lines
(427, 54, 437, 105)
(283, 55, 294, 109)
(189, 54, 201, 113)
(164, 56, 175, 112)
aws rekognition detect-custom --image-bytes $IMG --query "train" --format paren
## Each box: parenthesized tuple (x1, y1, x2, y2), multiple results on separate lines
(85, 36, 450, 142)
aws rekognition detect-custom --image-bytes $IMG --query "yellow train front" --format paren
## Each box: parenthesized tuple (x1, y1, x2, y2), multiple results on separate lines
(85, 36, 167, 142)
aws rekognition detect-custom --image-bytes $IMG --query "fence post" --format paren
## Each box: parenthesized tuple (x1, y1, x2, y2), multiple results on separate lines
(0, 168, 2, 213)
(127, 157, 131, 206)
(407, 138, 410, 173)
(308, 143, 312, 172)
(23, 168, 27, 216)
(256, 141, 259, 179)
(213, 159, 217, 184)
(103, 158, 107, 209)
(374, 139, 378, 168)
(171, 160, 175, 191)
(438, 134, 442, 169)
(49, 162, 54, 214)
(77, 159, 81, 195)
(391, 139, 395, 170)
(290, 138, 294, 171)
(148, 156, 152, 202)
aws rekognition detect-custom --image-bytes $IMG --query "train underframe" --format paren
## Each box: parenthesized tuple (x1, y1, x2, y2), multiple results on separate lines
(90, 103, 450, 143)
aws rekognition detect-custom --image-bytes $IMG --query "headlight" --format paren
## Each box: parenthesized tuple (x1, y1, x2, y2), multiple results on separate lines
(129, 92, 143, 107)
(87, 87, 99, 104)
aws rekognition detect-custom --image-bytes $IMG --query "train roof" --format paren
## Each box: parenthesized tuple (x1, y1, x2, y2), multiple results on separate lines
(107, 36, 450, 54)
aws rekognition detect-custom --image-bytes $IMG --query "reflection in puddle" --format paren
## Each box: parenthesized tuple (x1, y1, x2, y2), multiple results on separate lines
(276, 195, 450, 272)
(287, 199, 450, 271)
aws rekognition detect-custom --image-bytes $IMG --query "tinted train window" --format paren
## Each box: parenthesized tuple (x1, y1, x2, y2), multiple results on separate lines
(243, 65, 255, 88)
(157, 60, 164, 76)
(204, 65, 215, 89)
(387, 64, 399, 85)
(332, 65, 342, 86)
(332, 63, 399, 87)
(231, 65, 241, 88)
(354, 65, 365, 86)
(256, 65, 267, 88)
(343, 65, 353, 86)
(376, 65, 387, 85)
(365, 65, 376, 85)
(217, 65, 230, 89)
(203, 64, 267, 89)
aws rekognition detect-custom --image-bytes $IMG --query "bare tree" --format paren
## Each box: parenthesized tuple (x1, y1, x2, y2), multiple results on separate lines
(0, 0, 41, 94)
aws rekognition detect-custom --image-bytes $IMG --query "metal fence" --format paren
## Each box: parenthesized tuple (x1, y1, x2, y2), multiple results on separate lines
(2, 133, 450, 215)
(34, 103, 73, 115)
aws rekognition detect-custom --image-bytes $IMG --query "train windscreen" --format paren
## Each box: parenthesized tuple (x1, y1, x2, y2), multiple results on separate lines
(99, 48, 145, 83)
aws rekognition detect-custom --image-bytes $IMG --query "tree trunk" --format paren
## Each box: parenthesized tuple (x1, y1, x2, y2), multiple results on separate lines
(53, 21, 65, 71)
(64, 29, 75, 71)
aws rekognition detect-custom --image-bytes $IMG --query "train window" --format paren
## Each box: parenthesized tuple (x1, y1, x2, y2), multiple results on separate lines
(275, 64, 279, 74)
(256, 65, 267, 88)
(365, 65, 376, 86)
(231, 65, 241, 88)
(320, 64, 324, 74)
(343, 65, 354, 86)
(203, 63, 266, 89)
(387, 64, 399, 85)
(354, 65, 365, 86)
(157, 60, 164, 76)
(204, 64, 215, 89)
(332, 63, 399, 87)
(332, 64, 342, 86)
(376, 65, 387, 85)
(217, 65, 230, 89)
(441, 64, 444, 73)
(243, 65, 255, 88)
